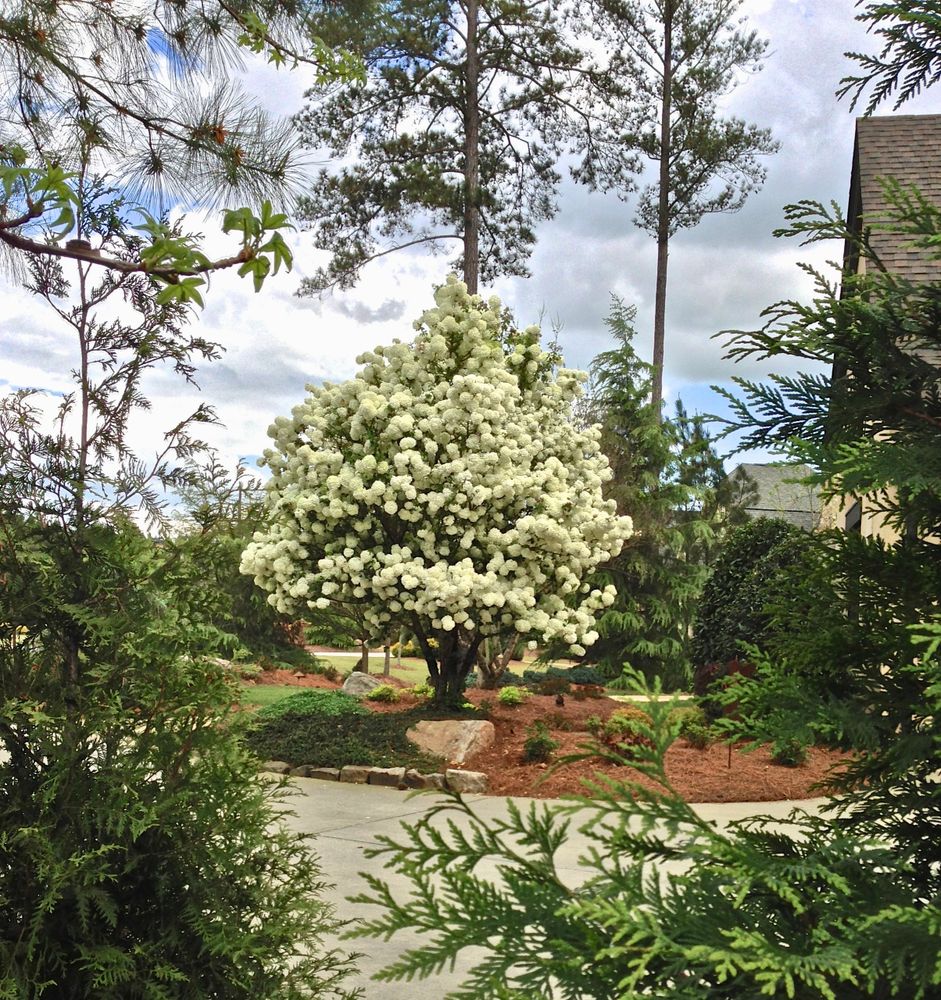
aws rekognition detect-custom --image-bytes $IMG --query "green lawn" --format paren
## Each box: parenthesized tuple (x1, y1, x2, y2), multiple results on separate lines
(311, 653, 430, 686)
(241, 654, 580, 710)
(240, 684, 301, 709)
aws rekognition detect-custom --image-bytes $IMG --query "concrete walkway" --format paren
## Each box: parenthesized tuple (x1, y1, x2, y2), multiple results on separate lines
(279, 777, 828, 999)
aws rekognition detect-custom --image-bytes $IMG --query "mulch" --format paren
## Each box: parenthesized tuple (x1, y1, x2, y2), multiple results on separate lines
(250, 669, 850, 803)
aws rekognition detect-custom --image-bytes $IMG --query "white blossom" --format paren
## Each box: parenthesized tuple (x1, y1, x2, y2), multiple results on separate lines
(241, 277, 632, 656)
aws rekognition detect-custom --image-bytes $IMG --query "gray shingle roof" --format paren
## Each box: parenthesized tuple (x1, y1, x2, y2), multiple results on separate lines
(726, 463, 820, 531)
(847, 114, 941, 283)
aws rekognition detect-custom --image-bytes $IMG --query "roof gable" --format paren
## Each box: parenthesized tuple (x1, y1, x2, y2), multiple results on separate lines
(845, 114, 941, 283)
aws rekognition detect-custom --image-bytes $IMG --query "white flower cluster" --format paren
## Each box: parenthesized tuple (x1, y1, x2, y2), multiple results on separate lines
(241, 277, 632, 655)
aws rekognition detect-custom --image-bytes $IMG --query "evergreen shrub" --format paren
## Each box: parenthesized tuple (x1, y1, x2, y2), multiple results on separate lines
(366, 684, 400, 703)
(521, 722, 560, 763)
(691, 517, 810, 673)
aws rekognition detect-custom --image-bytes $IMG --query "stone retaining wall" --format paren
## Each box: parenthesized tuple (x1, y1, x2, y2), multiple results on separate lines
(261, 761, 488, 793)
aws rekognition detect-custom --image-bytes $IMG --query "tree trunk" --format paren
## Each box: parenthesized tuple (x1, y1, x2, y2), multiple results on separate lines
(355, 640, 369, 673)
(397, 627, 404, 667)
(476, 637, 515, 689)
(463, 0, 480, 294)
(651, 0, 674, 422)
(383, 643, 391, 677)
(435, 635, 483, 708)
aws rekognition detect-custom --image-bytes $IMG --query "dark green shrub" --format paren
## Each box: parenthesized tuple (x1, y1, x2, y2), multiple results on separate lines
(691, 517, 811, 672)
(246, 707, 442, 771)
(0, 523, 358, 999)
(522, 722, 560, 763)
(666, 705, 714, 748)
(565, 664, 605, 686)
(523, 665, 605, 688)
(771, 737, 809, 768)
(681, 721, 713, 750)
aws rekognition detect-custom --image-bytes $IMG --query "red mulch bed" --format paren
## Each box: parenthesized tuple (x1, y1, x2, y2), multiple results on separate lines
(251, 670, 850, 803)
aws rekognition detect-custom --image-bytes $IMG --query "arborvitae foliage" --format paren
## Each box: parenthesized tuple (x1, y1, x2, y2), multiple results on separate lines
(579, 300, 739, 690)
(840, 0, 941, 113)
(343, 113, 941, 1000)
(0, 201, 358, 996)
(293, 0, 598, 293)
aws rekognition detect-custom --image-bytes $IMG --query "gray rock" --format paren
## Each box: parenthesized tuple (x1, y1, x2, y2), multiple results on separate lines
(341, 672, 384, 697)
(260, 760, 292, 774)
(368, 767, 406, 787)
(445, 769, 489, 794)
(308, 767, 341, 781)
(409, 771, 447, 791)
(289, 764, 315, 777)
(406, 719, 495, 765)
(339, 764, 372, 784)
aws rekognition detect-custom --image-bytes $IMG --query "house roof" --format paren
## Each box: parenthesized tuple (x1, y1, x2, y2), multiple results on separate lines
(845, 114, 941, 282)
(726, 463, 820, 531)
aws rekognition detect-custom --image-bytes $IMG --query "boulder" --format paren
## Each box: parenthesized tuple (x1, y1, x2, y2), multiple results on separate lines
(405, 719, 495, 765)
(445, 769, 488, 794)
(341, 672, 384, 697)
(368, 767, 406, 788)
(289, 764, 315, 777)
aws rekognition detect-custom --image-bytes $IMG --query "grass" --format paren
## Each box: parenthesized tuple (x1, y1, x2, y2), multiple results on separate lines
(306, 653, 431, 686)
(240, 684, 303, 709)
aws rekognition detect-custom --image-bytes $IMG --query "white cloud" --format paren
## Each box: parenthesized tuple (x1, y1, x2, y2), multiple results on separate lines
(3, 0, 940, 476)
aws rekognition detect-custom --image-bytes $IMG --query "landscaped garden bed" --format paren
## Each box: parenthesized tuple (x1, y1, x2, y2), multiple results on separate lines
(243, 668, 850, 803)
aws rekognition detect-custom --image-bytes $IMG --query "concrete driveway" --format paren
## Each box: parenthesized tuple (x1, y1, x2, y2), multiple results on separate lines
(279, 777, 827, 1000)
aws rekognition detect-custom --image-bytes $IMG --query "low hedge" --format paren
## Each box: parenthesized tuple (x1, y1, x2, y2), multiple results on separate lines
(255, 689, 369, 721)
(246, 703, 444, 771)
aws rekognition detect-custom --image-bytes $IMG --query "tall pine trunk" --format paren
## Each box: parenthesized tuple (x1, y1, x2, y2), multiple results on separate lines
(463, 0, 480, 294)
(651, 0, 673, 422)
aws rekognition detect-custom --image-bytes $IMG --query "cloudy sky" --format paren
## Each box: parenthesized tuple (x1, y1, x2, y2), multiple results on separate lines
(2, 0, 939, 478)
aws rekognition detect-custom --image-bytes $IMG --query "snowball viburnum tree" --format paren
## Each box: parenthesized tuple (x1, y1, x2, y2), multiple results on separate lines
(241, 277, 632, 705)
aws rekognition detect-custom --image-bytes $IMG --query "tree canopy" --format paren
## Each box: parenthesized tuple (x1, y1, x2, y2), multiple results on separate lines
(293, 0, 599, 294)
(579, 0, 777, 413)
(242, 277, 632, 705)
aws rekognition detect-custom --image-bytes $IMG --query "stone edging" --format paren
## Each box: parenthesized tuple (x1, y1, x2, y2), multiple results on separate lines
(261, 761, 487, 794)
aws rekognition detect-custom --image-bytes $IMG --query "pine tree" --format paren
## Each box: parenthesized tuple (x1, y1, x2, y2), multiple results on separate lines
(0, 1, 359, 285)
(293, 0, 598, 294)
(577, 0, 778, 415)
